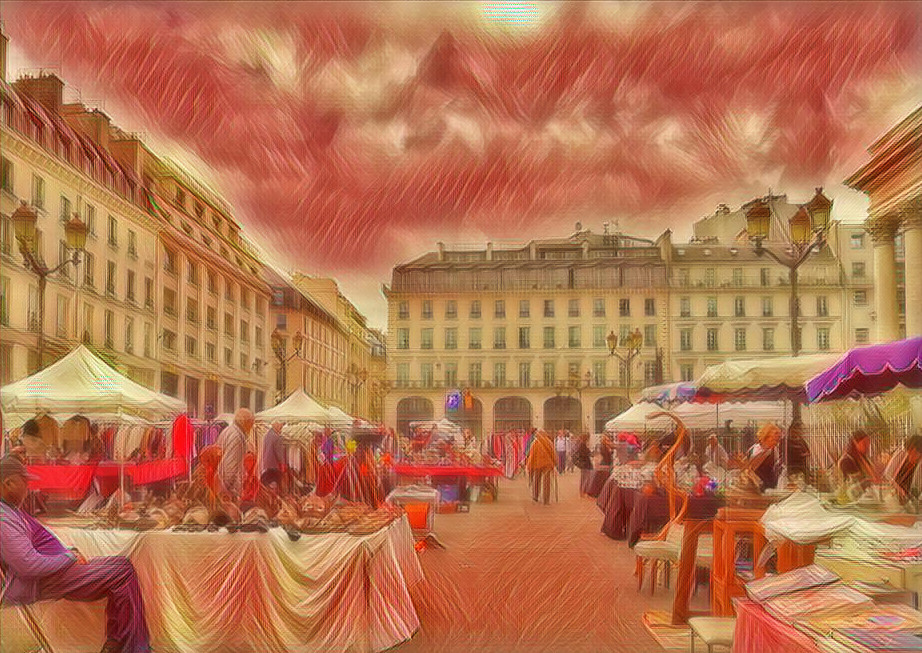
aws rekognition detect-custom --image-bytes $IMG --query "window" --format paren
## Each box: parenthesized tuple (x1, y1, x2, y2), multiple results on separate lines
(732, 268, 743, 286)
(493, 327, 506, 349)
(494, 362, 506, 387)
(396, 328, 409, 349)
(397, 301, 409, 319)
(593, 298, 605, 318)
(104, 310, 115, 349)
(644, 298, 656, 316)
(850, 233, 865, 249)
(206, 342, 216, 362)
(469, 362, 482, 387)
(144, 278, 154, 309)
(164, 248, 176, 274)
(855, 328, 870, 345)
(680, 364, 695, 382)
(0, 276, 8, 326)
(396, 363, 409, 387)
(854, 290, 868, 306)
(225, 312, 234, 336)
(187, 261, 198, 285)
(543, 362, 556, 387)
(519, 300, 530, 318)
(207, 306, 217, 330)
(619, 298, 630, 317)
(470, 300, 481, 318)
(518, 326, 531, 349)
(144, 323, 152, 357)
(255, 326, 263, 347)
(176, 187, 186, 208)
(207, 272, 218, 295)
(592, 325, 606, 348)
(445, 363, 458, 387)
(644, 361, 657, 386)
(760, 268, 770, 287)
(852, 262, 866, 278)
(240, 353, 247, 370)
(679, 297, 691, 318)
(543, 326, 555, 349)
(643, 325, 656, 347)
(124, 318, 134, 354)
(705, 268, 716, 287)
(817, 327, 831, 351)
(240, 319, 248, 342)
(421, 328, 433, 350)
(677, 268, 690, 286)
(680, 329, 692, 351)
(224, 347, 233, 367)
(58, 241, 71, 279)
(121, 229, 135, 259)
(186, 336, 197, 358)
(734, 296, 745, 317)
(706, 328, 719, 352)
(592, 361, 606, 386)
(83, 304, 94, 344)
(445, 327, 457, 349)
(445, 300, 457, 319)
(518, 362, 531, 387)
(0, 157, 11, 193)
(494, 300, 505, 318)
(469, 327, 482, 349)
(816, 296, 828, 317)
(568, 299, 580, 318)
(421, 300, 432, 319)
(126, 270, 136, 303)
(60, 195, 71, 222)
(106, 261, 117, 297)
(1, 216, 10, 255)
(544, 299, 554, 318)
(55, 294, 68, 338)
(568, 326, 580, 348)
(763, 328, 775, 351)
(32, 174, 45, 209)
(225, 281, 235, 302)
(421, 363, 434, 388)
(107, 215, 118, 247)
(762, 297, 773, 317)
(707, 297, 718, 318)
(735, 328, 747, 351)
(194, 201, 205, 220)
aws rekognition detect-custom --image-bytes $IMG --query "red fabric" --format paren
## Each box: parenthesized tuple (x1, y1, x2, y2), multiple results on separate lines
(26, 465, 96, 500)
(171, 414, 194, 460)
(130, 459, 187, 485)
(394, 464, 503, 478)
(240, 452, 259, 502)
(732, 599, 821, 653)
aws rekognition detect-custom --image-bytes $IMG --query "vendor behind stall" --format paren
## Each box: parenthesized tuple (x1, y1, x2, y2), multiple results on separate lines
(884, 435, 922, 503)
(747, 423, 782, 491)
(838, 429, 877, 488)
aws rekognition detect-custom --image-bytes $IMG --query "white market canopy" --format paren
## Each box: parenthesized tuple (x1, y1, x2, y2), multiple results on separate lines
(256, 388, 332, 424)
(1, 345, 185, 425)
(694, 353, 840, 403)
(605, 401, 788, 433)
(327, 406, 355, 428)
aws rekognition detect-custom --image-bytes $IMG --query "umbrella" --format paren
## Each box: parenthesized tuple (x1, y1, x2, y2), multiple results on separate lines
(807, 337, 922, 403)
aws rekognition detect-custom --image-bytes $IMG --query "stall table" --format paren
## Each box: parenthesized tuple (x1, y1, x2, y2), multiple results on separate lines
(394, 464, 502, 503)
(732, 599, 821, 653)
(28, 460, 189, 499)
(1, 516, 422, 653)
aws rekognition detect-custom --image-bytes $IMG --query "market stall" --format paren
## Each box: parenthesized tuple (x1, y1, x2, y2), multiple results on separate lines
(806, 336, 922, 403)
(0, 516, 422, 653)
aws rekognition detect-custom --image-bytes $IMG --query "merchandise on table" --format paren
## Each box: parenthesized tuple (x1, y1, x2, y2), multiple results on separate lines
(745, 563, 840, 603)
(762, 583, 872, 621)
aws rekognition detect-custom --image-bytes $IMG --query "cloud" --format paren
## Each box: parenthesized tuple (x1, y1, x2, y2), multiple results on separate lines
(3, 1, 921, 327)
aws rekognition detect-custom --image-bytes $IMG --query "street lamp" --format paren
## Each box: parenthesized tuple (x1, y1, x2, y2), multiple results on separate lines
(12, 201, 88, 369)
(608, 327, 643, 403)
(270, 328, 303, 401)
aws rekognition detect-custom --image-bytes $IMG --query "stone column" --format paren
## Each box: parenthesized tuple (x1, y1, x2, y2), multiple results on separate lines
(903, 202, 922, 338)
(870, 216, 900, 343)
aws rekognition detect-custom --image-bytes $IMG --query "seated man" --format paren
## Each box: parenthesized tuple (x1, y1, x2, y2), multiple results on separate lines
(0, 455, 150, 653)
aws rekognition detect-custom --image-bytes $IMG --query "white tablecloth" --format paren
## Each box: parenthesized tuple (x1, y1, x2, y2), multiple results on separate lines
(1, 516, 422, 653)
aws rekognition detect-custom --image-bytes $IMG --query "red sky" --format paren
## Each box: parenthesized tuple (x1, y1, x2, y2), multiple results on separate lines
(3, 1, 921, 327)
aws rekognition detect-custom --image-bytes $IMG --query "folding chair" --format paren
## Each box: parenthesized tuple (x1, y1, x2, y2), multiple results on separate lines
(0, 567, 56, 653)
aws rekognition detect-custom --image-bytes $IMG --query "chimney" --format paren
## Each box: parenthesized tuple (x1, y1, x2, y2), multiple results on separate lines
(13, 73, 65, 115)
(485, 242, 493, 260)
(61, 104, 111, 149)
(0, 29, 8, 83)
(436, 242, 445, 261)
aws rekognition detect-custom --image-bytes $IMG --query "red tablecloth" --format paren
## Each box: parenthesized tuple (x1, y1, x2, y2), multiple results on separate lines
(394, 464, 503, 478)
(733, 599, 821, 653)
(27, 465, 96, 500)
(131, 459, 187, 485)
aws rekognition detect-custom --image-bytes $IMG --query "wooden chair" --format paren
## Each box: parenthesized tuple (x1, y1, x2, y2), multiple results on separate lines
(689, 617, 735, 652)
(0, 567, 56, 653)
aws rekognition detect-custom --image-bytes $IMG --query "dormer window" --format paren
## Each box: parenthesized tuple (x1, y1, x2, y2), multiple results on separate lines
(194, 201, 205, 220)
(175, 187, 186, 208)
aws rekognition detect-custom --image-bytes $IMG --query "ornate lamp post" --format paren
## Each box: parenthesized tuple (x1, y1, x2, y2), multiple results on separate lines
(346, 364, 368, 416)
(270, 328, 303, 402)
(12, 201, 88, 369)
(607, 327, 643, 403)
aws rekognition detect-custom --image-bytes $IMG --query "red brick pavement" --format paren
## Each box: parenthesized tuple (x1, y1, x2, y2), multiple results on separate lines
(395, 471, 675, 653)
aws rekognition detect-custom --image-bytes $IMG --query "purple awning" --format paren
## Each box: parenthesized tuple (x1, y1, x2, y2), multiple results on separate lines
(806, 337, 922, 403)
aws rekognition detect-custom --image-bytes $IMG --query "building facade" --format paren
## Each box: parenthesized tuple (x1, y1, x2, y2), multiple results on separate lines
(846, 106, 921, 342)
(384, 230, 671, 437)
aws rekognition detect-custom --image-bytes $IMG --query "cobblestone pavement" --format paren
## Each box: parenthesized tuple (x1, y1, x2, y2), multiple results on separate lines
(395, 471, 675, 653)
